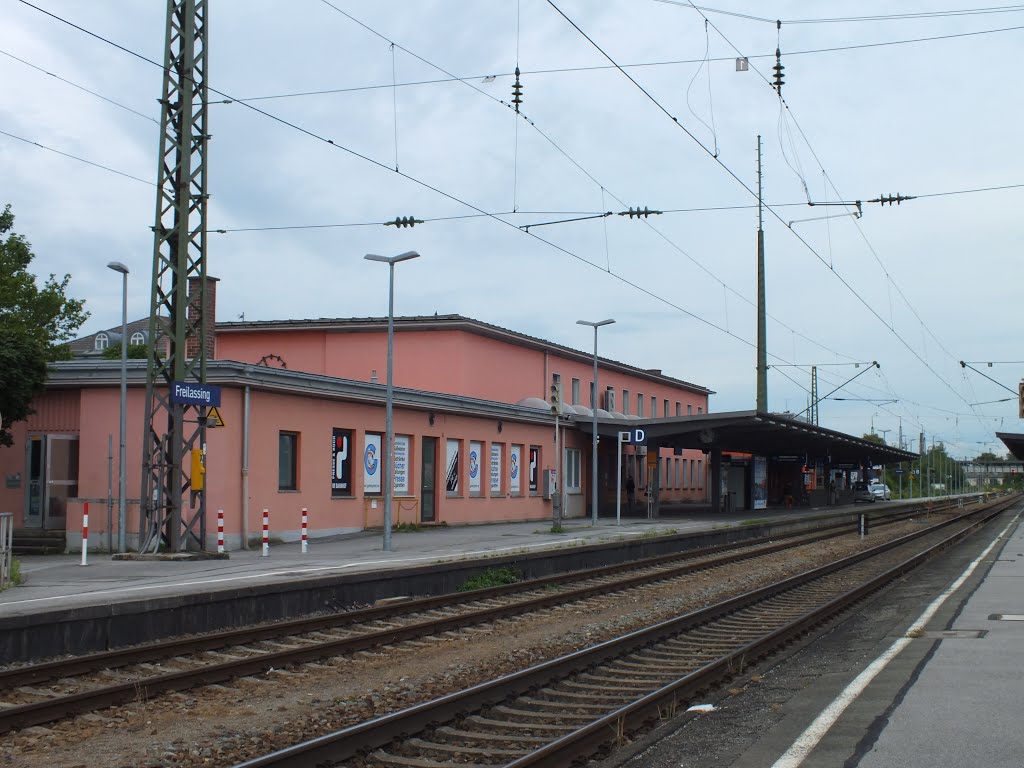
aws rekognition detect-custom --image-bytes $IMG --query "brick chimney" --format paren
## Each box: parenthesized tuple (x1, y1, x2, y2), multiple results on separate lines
(186, 275, 219, 360)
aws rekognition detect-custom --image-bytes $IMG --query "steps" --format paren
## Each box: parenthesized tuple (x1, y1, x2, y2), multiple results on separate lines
(12, 529, 66, 556)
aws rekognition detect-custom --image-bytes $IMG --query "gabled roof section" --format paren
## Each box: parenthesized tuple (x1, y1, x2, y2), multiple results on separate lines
(215, 314, 713, 396)
(67, 317, 155, 356)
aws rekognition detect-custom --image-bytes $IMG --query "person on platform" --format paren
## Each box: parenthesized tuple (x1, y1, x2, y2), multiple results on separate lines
(626, 473, 636, 511)
(783, 480, 794, 510)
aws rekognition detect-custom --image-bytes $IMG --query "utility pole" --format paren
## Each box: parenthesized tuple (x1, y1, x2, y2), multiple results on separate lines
(140, 0, 211, 552)
(756, 136, 768, 413)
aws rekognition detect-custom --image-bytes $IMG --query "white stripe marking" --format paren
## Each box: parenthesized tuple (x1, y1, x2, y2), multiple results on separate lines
(771, 513, 1020, 768)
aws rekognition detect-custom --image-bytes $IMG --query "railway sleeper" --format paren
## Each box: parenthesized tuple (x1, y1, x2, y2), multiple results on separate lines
(561, 678, 655, 693)
(465, 714, 579, 732)
(537, 687, 633, 703)
(405, 737, 531, 758)
(518, 695, 611, 712)
(492, 704, 596, 722)
(370, 748, 492, 768)
(436, 726, 550, 744)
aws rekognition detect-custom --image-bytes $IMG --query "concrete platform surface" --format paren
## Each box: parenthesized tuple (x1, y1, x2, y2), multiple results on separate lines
(0, 504, 857, 619)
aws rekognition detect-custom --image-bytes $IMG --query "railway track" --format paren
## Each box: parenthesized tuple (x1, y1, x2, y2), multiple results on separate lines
(231, 496, 1018, 768)
(0, 501, 971, 735)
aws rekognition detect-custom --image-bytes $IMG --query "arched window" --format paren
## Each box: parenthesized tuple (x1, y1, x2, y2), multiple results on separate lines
(130, 332, 146, 346)
(94, 333, 109, 351)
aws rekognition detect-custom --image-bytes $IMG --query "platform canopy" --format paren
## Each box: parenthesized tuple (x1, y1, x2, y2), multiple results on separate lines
(996, 432, 1024, 461)
(576, 409, 919, 465)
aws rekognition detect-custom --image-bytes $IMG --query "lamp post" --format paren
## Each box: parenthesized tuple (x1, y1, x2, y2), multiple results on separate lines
(106, 261, 129, 553)
(577, 318, 615, 525)
(365, 251, 420, 552)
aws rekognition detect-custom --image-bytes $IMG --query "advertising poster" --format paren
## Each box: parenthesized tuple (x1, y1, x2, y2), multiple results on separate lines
(331, 428, 353, 497)
(393, 435, 410, 494)
(510, 445, 522, 495)
(490, 443, 502, 494)
(753, 456, 767, 510)
(445, 439, 460, 494)
(468, 441, 482, 495)
(363, 433, 382, 494)
(529, 446, 540, 493)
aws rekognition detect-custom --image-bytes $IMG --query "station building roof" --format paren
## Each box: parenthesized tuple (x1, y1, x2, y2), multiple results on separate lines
(575, 409, 919, 466)
(996, 432, 1024, 461)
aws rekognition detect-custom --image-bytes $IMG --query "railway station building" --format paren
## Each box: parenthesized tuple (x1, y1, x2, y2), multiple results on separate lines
(0, 279, 915, 553)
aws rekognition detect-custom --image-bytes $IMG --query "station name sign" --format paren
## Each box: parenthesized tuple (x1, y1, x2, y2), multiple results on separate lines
(619, 428, 647, 445)
(170, 380, 222, 407)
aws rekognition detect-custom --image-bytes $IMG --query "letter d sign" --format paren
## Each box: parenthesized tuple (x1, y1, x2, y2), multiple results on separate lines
(632, 428, 646, 445)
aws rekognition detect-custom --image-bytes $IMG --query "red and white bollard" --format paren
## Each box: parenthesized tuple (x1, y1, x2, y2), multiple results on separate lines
(261, 508, 270, 557)
(301, 507, 308, 554)
(80, 501, 89, 566)
(217, 508, 225, 554)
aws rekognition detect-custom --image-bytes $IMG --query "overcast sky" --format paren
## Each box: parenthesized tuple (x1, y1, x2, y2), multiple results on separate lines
(3, 0, 1022, 458)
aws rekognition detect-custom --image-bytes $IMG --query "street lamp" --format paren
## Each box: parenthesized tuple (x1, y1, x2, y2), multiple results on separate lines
(106, 261, 129, 553)
(365, 251, 420, 552)
(577, 318, 615, 525)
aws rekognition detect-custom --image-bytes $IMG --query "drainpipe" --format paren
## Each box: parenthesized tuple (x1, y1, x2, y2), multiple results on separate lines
(241, 384, 250, 550)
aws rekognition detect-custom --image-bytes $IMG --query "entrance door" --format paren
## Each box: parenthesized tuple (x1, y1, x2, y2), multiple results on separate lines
(25, 436, 45, 529)
(43, 435, 79, 531)
(420, 437, 437, 523)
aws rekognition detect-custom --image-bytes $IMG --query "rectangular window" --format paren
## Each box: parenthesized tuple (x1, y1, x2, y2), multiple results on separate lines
(445, 438, 461, 496)
(331, 428, 353, 498)
(687, 404, 693, 415)
(364, 433, 382, 495)
(651, 396, 657, 418)
(490, 443, 503, 495)
(698, 406, 703, 414)
(393, 434, 411, 495)
(638, 394, 644, 417)
(623, 390, 630, 416)
(469, 440, 483, 496)
(529, 446, 541, 494)
(510, 444, 523, 496)
(674, 458, 680, 488)
(278, 431, 298, 491)
(697, 459, 704, 489)
(663, 400, 669, 418)
(661, 457, 668, 489)
(682, 458, 689, 489)
(689, 459, 695, 489)
(571, 377, 580, 405)
(566, 448, 582, 492)
(605, 386, 615, 412)
(675, 402, 681, 417)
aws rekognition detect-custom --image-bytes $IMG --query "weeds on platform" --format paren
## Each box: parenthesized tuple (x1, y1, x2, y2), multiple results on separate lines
(392, 522, 423, 533)
(458, 566, 521, 592)
(1, 558, 21, 590)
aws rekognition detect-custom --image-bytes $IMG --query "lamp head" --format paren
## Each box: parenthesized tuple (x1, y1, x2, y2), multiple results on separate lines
(107, 261, 129, 275)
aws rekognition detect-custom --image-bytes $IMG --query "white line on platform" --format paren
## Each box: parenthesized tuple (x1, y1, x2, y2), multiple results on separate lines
(770, 512, 1020, 768)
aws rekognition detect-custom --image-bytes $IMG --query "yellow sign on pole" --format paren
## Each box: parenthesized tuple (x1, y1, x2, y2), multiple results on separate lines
(207, 406, 225, 428)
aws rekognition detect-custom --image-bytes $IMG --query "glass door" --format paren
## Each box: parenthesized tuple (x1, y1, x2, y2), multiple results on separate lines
(420, 437, 436, 523)
(25, 436, 45, 529)
(44, 435, 79, 531)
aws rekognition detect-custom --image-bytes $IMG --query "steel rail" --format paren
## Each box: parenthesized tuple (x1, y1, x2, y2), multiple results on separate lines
(230, 496, 1016, 768)
(0, 500, 966, 734)
(0, 502, 936, 690)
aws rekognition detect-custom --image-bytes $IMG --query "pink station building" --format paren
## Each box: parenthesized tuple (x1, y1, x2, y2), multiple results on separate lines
(0, 281, 713, 552)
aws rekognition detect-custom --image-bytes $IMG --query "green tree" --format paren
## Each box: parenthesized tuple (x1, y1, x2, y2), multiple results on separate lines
(974, 451, 999, 463)
(861, 432, 885, 445)
(102, 342, 148, 360)
(0, 204, 88, 446)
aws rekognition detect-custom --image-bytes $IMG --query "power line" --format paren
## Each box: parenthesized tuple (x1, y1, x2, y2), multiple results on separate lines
(0, 128, 154, 186)
(0, 47, 157, 123)
(652, 1, 1024, 25)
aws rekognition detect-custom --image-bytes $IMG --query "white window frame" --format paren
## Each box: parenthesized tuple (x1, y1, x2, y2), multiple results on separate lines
(566, 448, 582, 492)
(95, 333, 109, 351)
(130, 331, 146, 346)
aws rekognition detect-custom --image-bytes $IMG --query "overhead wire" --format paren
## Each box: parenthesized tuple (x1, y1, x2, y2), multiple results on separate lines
(0, 128, 154, 186)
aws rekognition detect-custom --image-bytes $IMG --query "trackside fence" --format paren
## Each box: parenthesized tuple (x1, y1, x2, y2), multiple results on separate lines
(0, 513, 13, 588)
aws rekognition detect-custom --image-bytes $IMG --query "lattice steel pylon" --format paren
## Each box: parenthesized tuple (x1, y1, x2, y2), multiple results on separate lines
(810, 366, 819, 426)
(139, 0, 210, 553)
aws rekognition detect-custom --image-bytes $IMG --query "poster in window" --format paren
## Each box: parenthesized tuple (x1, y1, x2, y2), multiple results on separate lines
(490, 443, 502, 494)
(331, 428, 353, 497)
(445, 439, 460, 494)
(529, 446, 540, 493)
(469, 441, 482, 495)
(393, 435, 410, 494)
(363, 433, 381, 494)
(753, 456, 767, 510)
(510, 445, 522, 495)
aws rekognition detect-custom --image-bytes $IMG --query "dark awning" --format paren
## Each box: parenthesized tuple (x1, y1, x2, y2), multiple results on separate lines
(996, 432, 1024, 461)
(574, 409, 918, 465)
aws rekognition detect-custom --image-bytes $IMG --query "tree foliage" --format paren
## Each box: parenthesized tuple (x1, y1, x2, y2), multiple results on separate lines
(102, 343, 148, 360)
(0, 204, 89, 445)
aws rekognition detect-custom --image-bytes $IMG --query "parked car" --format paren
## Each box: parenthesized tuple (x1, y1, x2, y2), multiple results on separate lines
(852, 481, 875, 503)
(869, 482, 892, 501)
